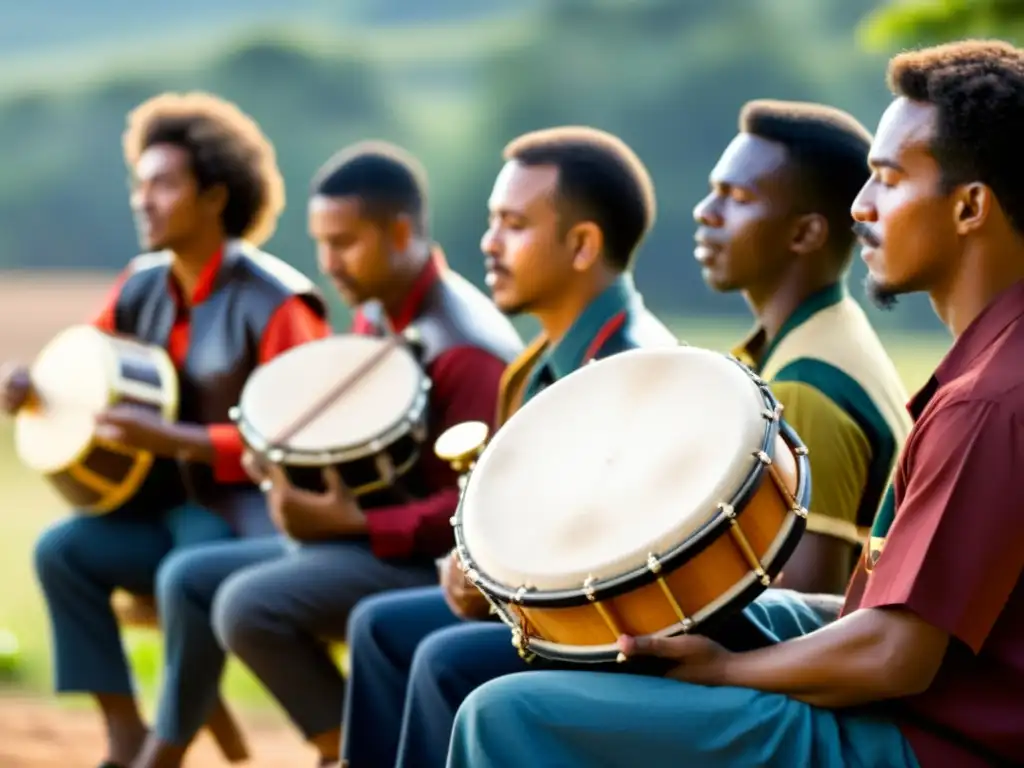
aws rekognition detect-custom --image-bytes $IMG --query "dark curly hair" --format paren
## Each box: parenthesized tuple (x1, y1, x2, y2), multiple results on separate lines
(122, 91, 285, 247)
(888, 39, 1024, 236)
(310, 140, 429, 234)
(503, 126, 655, 271)
(740, 99, 872, 262)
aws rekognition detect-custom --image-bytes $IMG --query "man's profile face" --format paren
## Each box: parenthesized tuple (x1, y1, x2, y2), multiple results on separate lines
(480, 161, 575, 315)
(852, 97, 958, 309)
(692, 133, 799, 295)
(130, 143, 204, 252)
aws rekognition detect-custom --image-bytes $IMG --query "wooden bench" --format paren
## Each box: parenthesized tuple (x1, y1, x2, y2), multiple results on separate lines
(112, 591, 250, 763)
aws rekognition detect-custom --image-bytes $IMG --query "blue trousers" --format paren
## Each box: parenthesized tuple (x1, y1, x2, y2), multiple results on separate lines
(343, 586, 546, 768)
(448, 590, 921, 767)
(33, 489, 274, 744)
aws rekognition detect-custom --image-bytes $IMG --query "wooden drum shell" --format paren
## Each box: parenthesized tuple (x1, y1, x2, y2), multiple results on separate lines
(488, 430, 805, 663)
(15, 327, 179, 515)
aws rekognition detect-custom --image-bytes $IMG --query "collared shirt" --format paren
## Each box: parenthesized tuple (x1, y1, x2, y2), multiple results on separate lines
(841, 279, 1024, 768)
(521, 275, 635, 402)
(91, 246, 330, 484)
(348, 248, 512, 560)
(498, 274, 677, 423)
(732, 283, 911, 547)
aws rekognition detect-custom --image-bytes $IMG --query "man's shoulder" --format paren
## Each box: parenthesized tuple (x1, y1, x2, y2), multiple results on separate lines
(419, 269, 523, 359)
(598, 309, 677, 357)
(230, 243, 320, 296)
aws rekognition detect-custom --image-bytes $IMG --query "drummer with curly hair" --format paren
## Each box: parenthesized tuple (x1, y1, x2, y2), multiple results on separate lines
(0, 91, 331, 768)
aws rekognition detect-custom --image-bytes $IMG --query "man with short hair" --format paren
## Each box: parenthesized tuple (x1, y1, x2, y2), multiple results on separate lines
(340, 126, 678, 768)
(692, 99, 912, 593)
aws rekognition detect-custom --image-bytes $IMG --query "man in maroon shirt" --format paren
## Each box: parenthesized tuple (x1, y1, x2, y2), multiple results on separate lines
(0, 92, 331, 768)
(134, 142, 522, 768)
(444, 40, 1024, 768)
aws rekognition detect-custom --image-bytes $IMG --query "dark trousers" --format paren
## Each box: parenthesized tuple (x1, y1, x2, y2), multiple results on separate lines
(203, 540, 438, 741)
(32, 489, 274, 744)
(342, 586, 531, 768)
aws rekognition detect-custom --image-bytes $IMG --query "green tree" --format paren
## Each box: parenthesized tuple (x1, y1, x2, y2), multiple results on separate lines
(858, 0, 1024, 51)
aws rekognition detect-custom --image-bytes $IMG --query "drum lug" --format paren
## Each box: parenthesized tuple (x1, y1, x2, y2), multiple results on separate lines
(268, 448, 285, 463)
(753, 450, 772, 466)
(228, 406, 240, 422)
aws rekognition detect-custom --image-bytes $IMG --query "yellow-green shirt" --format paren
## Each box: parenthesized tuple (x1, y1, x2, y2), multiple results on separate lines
(732, 284, 912, 546)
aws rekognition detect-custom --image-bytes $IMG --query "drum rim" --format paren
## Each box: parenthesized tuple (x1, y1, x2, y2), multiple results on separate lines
(15, 325, 180, 479)
(234, 367, 431, 465)
(452, 355, 811, 608)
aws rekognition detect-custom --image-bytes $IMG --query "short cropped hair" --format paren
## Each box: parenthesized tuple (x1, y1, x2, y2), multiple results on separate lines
(310, 141, 429, 233)
(123, 92, 284, 247)
(740, 99, 873, 261)
(503, 126, 656, 271)
(888, 39, 1024, 237)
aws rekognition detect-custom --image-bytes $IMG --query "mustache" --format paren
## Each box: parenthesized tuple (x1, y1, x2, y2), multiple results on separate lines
(852, 222, 881, 248)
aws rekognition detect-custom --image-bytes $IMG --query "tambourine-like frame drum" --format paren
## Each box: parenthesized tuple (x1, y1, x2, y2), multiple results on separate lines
(232, 334, 431, 497)
(14, 325, 179, 515)
(439, 347, 811, 664)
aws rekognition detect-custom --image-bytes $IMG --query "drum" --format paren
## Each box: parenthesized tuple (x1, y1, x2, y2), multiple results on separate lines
(232, 334, 431, 497)
(14, 325, 179, 514)
(443, 346, 810, 664)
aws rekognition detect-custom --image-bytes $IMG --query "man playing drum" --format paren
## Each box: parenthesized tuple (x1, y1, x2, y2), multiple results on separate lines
(0, 92, 331, 768)
(141, 142, 523, 767)
(448, 40, 1024, 768)
(339, 126, 678, 768)
(692, 98, 912, 594)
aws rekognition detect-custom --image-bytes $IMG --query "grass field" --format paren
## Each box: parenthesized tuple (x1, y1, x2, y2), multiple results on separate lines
(0, 317, 952, 713)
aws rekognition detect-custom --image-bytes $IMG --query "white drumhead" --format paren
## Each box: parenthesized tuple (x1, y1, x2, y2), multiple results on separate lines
(238, 334, 425, 456)
(15, 325, 118, 472)
(460, 346, 770, 592)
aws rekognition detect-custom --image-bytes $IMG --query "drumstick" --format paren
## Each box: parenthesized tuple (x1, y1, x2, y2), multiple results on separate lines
(269, 334, 401, 450)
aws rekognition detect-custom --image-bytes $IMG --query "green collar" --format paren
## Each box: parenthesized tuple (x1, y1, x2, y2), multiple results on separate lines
(735, 282, 847, 372)
(542, 275, 635, 379)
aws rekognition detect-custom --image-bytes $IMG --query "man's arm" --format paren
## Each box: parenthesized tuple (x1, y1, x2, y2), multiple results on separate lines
(660, 400, 1023, 709)
(200, 297, 331, 482)
(363, 346, 507, 560)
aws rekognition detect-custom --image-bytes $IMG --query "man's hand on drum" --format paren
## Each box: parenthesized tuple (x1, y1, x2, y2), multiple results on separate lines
(440, 550, 492, 620)
(94, 404, 186, 456)
(0, 363, 33, 416)
(617, 632, 731, 687)
(261, 463, 367, 541)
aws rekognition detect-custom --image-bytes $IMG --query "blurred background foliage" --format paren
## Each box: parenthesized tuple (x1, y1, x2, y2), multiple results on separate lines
(6, 0, 1017, 332)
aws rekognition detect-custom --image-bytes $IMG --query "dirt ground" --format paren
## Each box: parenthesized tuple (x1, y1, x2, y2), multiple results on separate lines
(0, 695, 318, 767)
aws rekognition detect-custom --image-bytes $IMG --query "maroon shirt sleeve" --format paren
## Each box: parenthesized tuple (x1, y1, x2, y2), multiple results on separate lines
(364, 345, 506, 559)
(858, 400, 1024, 653)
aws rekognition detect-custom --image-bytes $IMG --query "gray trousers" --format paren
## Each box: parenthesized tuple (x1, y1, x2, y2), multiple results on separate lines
(32, 489, 275, 745)
(170, 537, 438, 740)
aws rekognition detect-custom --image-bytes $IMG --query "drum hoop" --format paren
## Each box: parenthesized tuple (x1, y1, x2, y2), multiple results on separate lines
(236, 377, 430, 465)
(453, 355, 811, 609)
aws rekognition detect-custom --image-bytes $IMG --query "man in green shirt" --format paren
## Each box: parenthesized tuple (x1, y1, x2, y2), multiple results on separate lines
(693, 99, 912, 594)
(338, 126, 677, 768)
